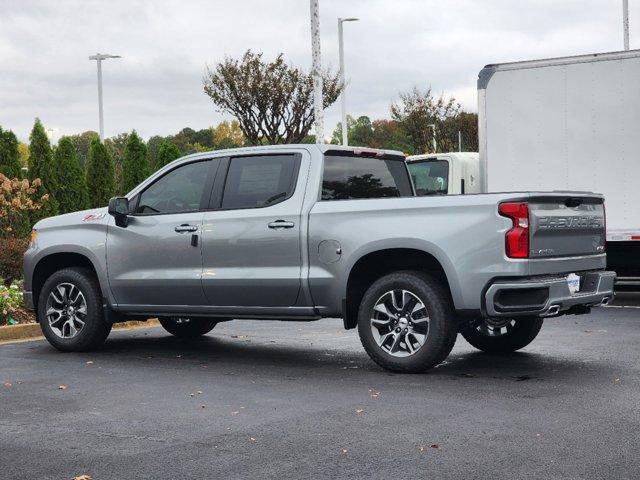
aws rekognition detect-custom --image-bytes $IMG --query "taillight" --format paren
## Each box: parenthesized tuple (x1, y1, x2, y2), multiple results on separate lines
(499, 202, 529, 258)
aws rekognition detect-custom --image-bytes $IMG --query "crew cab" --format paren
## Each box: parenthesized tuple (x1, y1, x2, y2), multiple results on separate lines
(23, 145, 615, 372)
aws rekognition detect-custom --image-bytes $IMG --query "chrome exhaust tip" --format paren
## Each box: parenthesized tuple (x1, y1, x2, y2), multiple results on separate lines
(542, 305, 561, 317)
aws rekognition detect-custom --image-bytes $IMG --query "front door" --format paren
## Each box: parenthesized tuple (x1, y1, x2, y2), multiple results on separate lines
(200, 153, 305, 307)
(107, 159, 217, 308)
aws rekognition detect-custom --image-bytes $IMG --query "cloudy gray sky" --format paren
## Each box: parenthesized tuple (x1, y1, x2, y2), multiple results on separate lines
(1, 0, 637, 142)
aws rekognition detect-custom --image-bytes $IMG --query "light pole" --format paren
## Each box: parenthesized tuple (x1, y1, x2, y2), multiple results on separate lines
(89, 53, 121, 140)
(427, 124, 437, 153)
(623, 0, 630, 50)
(338, 17, 359, 146)
(310, 0, 324, 143)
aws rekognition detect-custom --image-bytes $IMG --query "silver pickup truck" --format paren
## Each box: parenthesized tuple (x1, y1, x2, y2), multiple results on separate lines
(23, 144, 615, 372)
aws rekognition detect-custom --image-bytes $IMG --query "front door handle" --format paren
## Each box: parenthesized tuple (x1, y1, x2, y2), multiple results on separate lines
(268, 220, 295, 229)
(175, 224, 198, 233)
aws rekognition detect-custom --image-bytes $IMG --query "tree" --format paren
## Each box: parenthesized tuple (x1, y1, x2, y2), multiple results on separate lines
(54, 137, 90, 213)
(86, 138, 115, 208)
(212, 120, 245, 149)
(147, 135, 167, 170)
(69, 131, 99, 167)
(122, 131, 149, 193)
(28, 118, 58, 218)
(155, 141, 182, 170)
(105, 133, 129, 167)
(370, 120, 412, 153)
(0, 126, 22, 179)
(203, 50, 342, 145)
(172, 128, 200, 154)
(331, 115, 375, 147)
(390, 87, 461, 154)
(18, 143, 29, 171)
(451, 111, 478, 152)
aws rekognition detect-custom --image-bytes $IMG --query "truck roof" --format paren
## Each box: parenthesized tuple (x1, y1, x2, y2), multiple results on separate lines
(175, 144, 406, 163)
(478, 48, 640, 89)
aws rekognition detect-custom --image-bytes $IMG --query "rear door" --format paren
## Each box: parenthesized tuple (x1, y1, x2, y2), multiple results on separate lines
(200, 152, 305, 307)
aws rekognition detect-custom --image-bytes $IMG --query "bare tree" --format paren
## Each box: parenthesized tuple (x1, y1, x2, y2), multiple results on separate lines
(203, 50, 342, 145)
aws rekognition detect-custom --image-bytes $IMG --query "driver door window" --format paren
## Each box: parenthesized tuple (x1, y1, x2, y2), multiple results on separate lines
(136, 160, 212, 214)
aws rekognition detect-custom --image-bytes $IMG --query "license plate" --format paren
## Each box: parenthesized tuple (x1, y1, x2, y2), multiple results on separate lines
(566, 273, 581, 294)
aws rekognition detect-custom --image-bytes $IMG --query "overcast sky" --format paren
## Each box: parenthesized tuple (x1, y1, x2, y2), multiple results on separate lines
(1, 0, 637, 142)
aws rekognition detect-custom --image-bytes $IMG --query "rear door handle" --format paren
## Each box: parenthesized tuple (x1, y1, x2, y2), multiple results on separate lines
(175, 224, 198, 233)
(268, 220, 295, 229)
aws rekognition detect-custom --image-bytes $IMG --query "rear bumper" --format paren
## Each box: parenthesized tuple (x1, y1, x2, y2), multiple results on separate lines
(484, 270, 616, 318)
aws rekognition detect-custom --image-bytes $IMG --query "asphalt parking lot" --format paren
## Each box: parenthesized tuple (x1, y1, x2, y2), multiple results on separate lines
(2, 303, 639, 480)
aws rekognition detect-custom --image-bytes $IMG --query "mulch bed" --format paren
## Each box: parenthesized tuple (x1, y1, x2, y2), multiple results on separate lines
(1, 307, 36, 326)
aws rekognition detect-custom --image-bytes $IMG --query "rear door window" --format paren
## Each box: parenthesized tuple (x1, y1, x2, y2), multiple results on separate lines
(321, 154, 413, 200)
(220, 154, 300, 210)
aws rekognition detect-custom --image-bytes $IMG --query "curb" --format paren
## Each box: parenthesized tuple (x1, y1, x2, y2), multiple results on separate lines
(0, 319, 160, 344)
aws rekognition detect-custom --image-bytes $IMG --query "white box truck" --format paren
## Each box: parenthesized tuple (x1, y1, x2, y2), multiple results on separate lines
(408, 49, 640, 288)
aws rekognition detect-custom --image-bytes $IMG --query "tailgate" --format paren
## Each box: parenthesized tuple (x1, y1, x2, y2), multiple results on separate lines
(528, 194, 606, 258)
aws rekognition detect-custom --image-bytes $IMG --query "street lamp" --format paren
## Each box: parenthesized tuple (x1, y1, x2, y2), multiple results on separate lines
(427, 124, 437, 153)
(338, 17, 359, 146)
(89, 53, 121, 140)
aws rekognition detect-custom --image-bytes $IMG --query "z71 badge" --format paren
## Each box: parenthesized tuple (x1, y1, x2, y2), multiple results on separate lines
(82, 212, 106, 222)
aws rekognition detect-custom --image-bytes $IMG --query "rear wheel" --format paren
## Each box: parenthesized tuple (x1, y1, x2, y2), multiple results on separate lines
(461, 316, 543, 353)
(357, 271, 458, 373)
(158, 317, 217, 338)
(37, 268, 111, 351)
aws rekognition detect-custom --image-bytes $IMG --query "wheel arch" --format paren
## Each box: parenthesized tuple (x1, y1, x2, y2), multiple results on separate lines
(343, 246, 460, 330)
(31, 251, 108, 310)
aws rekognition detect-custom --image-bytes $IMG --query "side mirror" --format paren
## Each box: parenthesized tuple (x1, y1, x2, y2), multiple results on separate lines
(108, 197, 130, 228)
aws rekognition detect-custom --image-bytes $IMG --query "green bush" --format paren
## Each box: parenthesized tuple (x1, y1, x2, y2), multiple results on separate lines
(54, 137, 90, 213)
(28, 119, 59, 220)
(86, 138, 115, 208)
(155, 141, 181, 170)
(0, 126, 22, 179)
(122, 131, 149, 193)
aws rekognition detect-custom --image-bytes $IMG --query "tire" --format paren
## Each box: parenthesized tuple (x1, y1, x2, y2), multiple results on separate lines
(37, 267, 112, 352)
(461, 317, 543, 354)
(357, 271, 458, 373)
(158, 317, 217, 338)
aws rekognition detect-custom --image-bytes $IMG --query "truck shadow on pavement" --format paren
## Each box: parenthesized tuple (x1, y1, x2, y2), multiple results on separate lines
(71, 327, 615, 385)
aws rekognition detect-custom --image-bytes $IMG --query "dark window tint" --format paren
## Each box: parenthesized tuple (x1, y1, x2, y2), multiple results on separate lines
(321, 155, 413, 200)
(221, 155, 299, 209)
(407, 160, 449, 195)
(136, 161, 211, 214)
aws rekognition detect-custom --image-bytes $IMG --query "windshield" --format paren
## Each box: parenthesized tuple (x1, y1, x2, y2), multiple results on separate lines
(407, 159, 449, 195)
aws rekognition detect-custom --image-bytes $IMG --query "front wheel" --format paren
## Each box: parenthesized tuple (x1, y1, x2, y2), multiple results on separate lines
(158, 317, 217, 338)
(461, 317, 543, 354)
(357, 271, 458, 373)
(37, 267, 112, 351)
